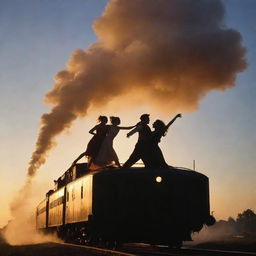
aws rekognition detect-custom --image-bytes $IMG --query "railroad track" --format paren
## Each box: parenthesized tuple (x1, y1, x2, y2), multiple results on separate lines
(59, 242, 256, 256)
(120, 245, 256, 256)
(58, 242, 135, 256)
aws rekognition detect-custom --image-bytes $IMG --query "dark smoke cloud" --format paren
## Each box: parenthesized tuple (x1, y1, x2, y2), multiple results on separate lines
(28, 0, 246, 176)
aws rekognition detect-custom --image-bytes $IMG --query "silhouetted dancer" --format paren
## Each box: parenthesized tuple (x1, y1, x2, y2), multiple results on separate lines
(150, 114, 182, 168)
(94, 117, 135, 168)
(122, 114, 152, 168)
(73, 116, 109, 169)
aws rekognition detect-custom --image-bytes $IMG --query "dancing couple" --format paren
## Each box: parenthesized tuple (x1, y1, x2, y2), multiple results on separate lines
(122, 113, 182, 168)
(72, 116, 135, 169)
(73, 113, 182, 170)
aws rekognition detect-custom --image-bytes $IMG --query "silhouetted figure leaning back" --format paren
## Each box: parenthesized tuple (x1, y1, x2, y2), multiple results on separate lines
(122, 114, 152, 168)
(72, 116, 109, 169)
(149, 113, 182, 168)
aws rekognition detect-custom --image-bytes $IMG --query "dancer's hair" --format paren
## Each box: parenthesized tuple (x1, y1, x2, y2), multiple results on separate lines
(98, 115, 108, 123)
(110, 116, 120, 125)
(153, 120, 167, 136)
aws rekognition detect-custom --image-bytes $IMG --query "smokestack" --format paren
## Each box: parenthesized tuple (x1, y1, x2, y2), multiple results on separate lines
(27, 0, 247, 177)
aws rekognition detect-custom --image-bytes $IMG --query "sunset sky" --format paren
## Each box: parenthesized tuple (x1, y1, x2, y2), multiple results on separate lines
(0, 0, 256, 228)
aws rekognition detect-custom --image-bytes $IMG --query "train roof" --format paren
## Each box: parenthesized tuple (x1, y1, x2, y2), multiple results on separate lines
(50, 163, 208, 193)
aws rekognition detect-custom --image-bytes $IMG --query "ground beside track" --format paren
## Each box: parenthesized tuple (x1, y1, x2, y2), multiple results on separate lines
(0, 241, 135, 256)
(1, 241, 256, 256)
(1, 239, 256, 256)
(185, 237, 256, 253)
(0, 242, 91, 256)
(121, 243, 256, 256)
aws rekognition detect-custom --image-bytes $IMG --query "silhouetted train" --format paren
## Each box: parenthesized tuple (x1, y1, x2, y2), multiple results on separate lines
(36, 164, 215, 247)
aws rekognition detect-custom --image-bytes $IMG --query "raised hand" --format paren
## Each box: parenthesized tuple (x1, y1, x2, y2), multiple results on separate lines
(166, 114, 182, 130)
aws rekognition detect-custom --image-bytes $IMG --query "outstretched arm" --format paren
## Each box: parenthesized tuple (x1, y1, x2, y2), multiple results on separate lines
(89, 125, 98, 135)
(118, 125, 136, 130)
(166, 113, 182, 130)
(127, 124, 142, 138)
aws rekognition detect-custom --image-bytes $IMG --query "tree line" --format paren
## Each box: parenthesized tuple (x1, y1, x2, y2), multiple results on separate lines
(212, 209, 256, 237)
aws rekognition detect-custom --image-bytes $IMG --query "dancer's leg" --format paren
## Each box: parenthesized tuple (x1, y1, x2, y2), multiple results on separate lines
(122, 146, 141, 168)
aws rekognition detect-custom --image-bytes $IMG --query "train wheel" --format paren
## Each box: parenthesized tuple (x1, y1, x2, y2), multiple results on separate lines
(82, 234, 93, 246)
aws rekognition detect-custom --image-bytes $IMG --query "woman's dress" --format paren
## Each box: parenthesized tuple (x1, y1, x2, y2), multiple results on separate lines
(85, 124, 109, 158)
(150, 131, 169, 168)
(94, 126, 119, 166)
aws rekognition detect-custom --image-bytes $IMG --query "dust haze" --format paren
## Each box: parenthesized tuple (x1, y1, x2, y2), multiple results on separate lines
(3, 178, 61, 245)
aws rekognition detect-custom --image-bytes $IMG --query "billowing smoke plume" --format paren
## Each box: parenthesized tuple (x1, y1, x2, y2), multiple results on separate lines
(28, 0, 246, 176)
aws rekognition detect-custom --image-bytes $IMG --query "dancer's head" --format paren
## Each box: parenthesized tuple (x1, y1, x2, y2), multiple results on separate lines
(140, 114, 150, 124)
(98, 115, 108, 124)
(153, 120, 167, 136)
(110, 116, 120, 125)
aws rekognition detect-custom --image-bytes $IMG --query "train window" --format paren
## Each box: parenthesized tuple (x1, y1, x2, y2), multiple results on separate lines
(81, 186, 83, 199)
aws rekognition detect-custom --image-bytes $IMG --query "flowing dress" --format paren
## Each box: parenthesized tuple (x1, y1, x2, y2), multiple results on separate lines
(94, 125, 119, 166)
(149, 130, 169, 168)
(85, 124, 109, 158)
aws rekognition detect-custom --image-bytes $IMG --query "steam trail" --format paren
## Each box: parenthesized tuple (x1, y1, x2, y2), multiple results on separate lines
(28, 0, 247, 176)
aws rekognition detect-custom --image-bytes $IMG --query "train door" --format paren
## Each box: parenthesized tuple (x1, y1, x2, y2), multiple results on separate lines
(65, 184, 75, 223)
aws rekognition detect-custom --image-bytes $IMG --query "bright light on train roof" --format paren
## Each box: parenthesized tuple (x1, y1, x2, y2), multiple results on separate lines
(156, 176, 162, 183)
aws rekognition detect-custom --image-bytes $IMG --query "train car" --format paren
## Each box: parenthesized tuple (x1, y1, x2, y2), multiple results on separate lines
(65, 173, 93, 224)
(36, 198, 47, 230)
(91, 167, 213, 246)
(48, 187, 65, 228)
(36, 164, 215, 247)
